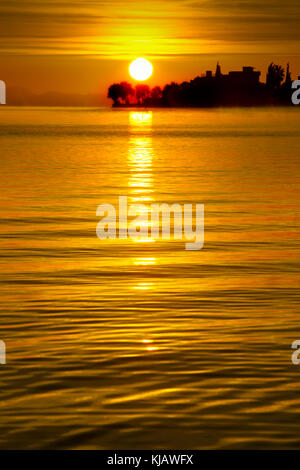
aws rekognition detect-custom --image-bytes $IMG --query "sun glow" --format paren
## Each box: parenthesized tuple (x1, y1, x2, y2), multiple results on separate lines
(129, 58, 153, 81)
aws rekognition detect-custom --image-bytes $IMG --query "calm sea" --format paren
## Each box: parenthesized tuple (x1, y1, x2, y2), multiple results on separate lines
(0, 107, 300, 449)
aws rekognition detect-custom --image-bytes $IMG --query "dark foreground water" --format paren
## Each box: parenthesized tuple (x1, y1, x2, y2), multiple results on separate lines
(0, 107, 300, 449)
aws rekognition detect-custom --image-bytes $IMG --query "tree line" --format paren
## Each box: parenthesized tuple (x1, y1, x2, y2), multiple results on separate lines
(108, 63, 295, 107)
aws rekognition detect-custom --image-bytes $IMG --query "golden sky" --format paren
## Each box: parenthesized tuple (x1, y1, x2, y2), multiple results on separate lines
(1, 0, 300, 99)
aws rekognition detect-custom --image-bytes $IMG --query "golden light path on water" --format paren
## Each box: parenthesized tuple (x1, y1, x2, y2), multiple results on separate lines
(128, 112, 154, 204)
(129, 112, 157, 349)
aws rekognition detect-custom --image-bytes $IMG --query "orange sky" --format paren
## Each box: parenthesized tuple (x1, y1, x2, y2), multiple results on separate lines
(1, 0, 300, 102)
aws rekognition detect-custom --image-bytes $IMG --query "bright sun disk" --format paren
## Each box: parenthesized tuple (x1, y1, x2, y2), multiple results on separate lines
(129, 58, 153, 81)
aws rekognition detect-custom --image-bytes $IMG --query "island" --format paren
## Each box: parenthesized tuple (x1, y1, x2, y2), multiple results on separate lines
(108, 62, 297, 108)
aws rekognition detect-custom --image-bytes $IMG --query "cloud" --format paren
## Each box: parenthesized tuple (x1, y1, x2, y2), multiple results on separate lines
(0, 0, 299, 57)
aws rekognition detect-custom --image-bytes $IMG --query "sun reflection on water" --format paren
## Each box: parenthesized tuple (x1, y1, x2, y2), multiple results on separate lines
(133, 257, 156, 265)
(128, 111, 158, 295)
(128, 112, 154, 203)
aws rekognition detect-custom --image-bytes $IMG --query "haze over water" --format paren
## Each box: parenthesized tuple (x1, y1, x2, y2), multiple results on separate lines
(0, 107, 300, 449)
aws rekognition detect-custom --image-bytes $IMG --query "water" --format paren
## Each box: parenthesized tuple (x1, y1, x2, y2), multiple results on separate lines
(0, 107, 300, 449)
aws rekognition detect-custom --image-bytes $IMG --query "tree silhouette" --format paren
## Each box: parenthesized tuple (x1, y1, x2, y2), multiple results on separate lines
(119, 81, 134, 104)
(278, 63, 294, 104)
(135, 84, 150, 105)
(107, 83, 123, 106)
(266, 63, 285, 90)
(150, 86, 162, 102)
(162, 82, 181, 106)
(285, 63, 292, 87)
(107, 82, 134, 106)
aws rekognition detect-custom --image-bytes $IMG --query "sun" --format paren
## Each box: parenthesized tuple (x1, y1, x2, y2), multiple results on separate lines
(129, 58, 153, 81)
